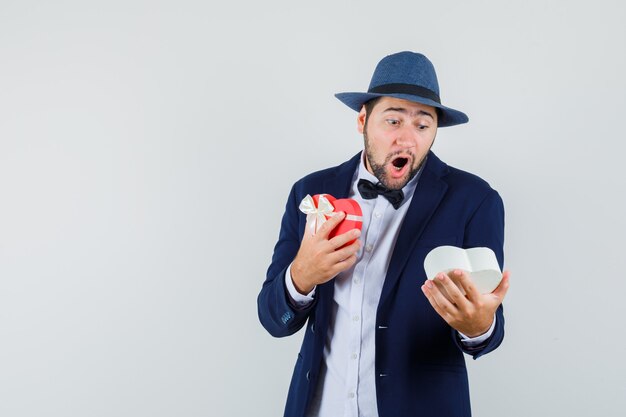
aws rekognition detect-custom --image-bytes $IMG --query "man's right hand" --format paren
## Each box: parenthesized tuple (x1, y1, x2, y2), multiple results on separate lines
(290, 212, 362, 295)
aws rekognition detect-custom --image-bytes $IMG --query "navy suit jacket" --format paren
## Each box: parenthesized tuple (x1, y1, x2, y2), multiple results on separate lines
(258, 151, 505, 417)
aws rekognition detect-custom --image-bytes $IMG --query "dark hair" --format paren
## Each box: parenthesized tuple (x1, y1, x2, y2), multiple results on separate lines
(363, 97, 382, 127)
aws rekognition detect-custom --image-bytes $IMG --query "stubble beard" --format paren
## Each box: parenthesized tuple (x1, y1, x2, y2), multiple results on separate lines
(363, 130, 428, 190)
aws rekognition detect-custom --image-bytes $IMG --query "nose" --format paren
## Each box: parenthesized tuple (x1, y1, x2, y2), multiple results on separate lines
(394, 125, 418, 149)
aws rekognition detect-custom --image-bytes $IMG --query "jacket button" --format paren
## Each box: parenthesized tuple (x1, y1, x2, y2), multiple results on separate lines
(306, 371, 311, 381)
(310, 323, 315, 334)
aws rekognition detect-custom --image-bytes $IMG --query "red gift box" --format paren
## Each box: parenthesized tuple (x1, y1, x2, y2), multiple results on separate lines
(328, 197, 362, 245)
(299, 194, 363, 245)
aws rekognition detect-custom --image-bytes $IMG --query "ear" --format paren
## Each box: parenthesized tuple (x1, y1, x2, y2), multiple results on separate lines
(357, 106, 367, 134)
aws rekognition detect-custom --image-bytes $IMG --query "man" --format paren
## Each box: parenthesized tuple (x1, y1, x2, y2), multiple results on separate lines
(258, 51, 510, 417)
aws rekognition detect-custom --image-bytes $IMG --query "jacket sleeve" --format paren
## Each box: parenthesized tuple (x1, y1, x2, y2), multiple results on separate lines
(455, 189, 506, 359)
(257, 184, 316, 337)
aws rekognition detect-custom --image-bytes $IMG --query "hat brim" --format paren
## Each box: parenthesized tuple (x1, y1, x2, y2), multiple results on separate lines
(335, 92, 468, 128)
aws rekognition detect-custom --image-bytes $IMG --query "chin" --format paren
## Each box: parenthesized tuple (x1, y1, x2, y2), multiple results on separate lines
(383, 176, 410, 191)
(387, 166, 419, 190)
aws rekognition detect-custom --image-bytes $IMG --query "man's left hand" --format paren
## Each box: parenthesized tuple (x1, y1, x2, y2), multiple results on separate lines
(421, 270, 510, 338)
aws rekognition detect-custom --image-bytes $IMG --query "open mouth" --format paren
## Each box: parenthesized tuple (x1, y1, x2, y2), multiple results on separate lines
(391, 157, 409, 171)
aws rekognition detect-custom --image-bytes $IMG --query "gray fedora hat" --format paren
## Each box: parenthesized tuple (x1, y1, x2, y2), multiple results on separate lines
(335, 51, 468, 127)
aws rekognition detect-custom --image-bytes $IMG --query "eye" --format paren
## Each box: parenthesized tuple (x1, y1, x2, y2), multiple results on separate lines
(386, 119, 400, 126)
(417, 124, 430, 131)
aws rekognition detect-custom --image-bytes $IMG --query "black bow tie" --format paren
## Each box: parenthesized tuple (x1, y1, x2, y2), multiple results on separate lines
(357, 179, 404, 209)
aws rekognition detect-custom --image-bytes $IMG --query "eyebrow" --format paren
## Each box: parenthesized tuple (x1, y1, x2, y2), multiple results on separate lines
(383, 107, 435, 120)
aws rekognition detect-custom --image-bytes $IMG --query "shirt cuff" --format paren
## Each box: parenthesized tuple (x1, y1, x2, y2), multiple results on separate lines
(458, 315, 496, 346)
(284, 263, 316, 308)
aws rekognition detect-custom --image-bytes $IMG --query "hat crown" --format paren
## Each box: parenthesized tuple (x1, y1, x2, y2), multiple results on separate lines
(368, 51, 440, 96)
(334, 51, 468, 127)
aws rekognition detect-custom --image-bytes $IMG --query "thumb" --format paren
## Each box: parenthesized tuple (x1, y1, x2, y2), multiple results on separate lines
(491, 270, 510, 301)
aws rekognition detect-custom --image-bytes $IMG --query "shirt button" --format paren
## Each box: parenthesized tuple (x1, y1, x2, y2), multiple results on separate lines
(353, 277, 360, 284)
(348, 392, 355, 399)
(351, 353, 358, 359)
(352, 315, 360, 322)
(365, 244, 373, 252)
(374, 211, 382, 218)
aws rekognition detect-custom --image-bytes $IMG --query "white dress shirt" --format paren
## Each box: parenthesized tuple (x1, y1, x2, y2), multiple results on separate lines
(285, 152, 495, 417)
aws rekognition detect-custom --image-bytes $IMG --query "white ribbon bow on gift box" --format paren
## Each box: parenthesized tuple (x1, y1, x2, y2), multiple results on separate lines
(299, 194, 335, 234)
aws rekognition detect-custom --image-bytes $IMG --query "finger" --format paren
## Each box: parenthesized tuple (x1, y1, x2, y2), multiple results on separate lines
(422, 279, 459, 318)
(327, 228, 361, 250)
(324, 250, 359, 278)
(328, 238, 361, 263)
(433, 272, 471, 309)
(430, 274, 454, 303)
(332, 253, 358, 272)
(491, 270, 510, 300)
(448, 269, 480, 303)
(315, 212, 346, 239)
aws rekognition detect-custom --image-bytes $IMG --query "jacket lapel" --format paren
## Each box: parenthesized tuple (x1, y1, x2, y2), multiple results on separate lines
(322, 152, 361, 199)
(378, 152, 449, 308)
